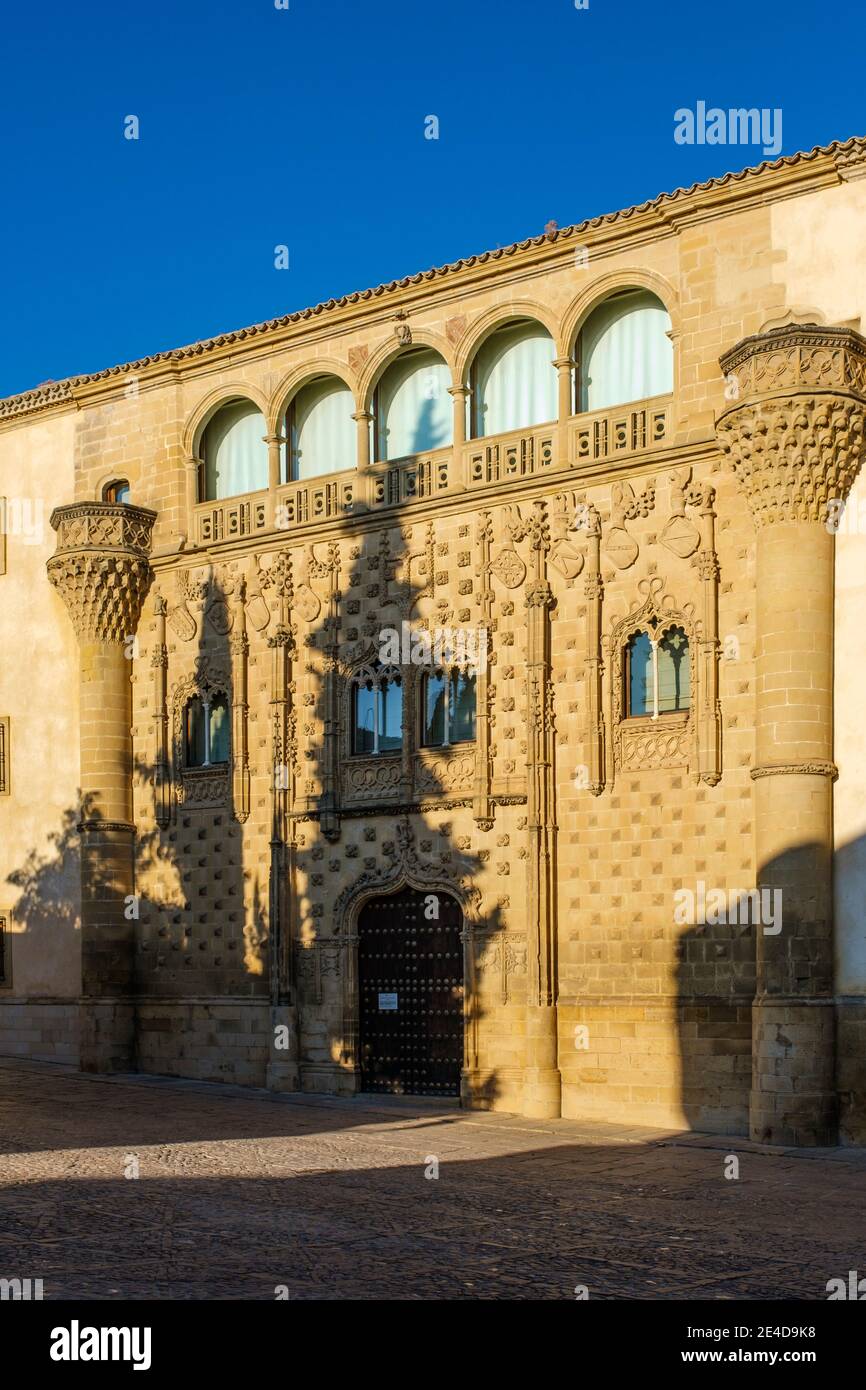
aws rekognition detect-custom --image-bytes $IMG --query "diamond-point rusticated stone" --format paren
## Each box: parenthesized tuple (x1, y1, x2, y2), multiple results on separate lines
(47, 501, 157, 643)
(716, 323, 866, 528)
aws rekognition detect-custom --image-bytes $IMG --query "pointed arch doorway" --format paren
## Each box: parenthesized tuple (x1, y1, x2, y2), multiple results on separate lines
(357, 888, 464, 1097)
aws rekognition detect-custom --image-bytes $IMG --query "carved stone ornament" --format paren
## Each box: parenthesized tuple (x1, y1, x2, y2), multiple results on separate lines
(245, 590, 271, 632)
(293, 582, 321, 624)
(717, 323, 866, 528)
(661, 466, 701, 558)
(347, 344, 369, 375)
(47, 502, 156, 643)
(603, 481, 639, 569)
(490, 547, 526, 589)
(168, 605, 197, 642)
(206, 598, 233, 635)
(333, 816, 482, 927)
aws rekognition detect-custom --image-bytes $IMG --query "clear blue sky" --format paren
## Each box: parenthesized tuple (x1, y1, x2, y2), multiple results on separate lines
(0, 0, 860, 398)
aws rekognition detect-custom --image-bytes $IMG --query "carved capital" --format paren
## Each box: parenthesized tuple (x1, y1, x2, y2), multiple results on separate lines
(47, 502, 156, 643)
(716, 324, 866, 527)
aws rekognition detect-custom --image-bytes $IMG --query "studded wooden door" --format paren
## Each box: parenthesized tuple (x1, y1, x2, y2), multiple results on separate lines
(358, 889, 464, 1097)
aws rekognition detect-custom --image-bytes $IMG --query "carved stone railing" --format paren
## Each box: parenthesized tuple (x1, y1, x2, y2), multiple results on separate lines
(276, 471, 356, 526)
(464, 423, 556, 487)
(194, 490, 268, 545)
(570, 395, 670, 466)
(368, 446, 452, 508)
(187, 405, 673, 548)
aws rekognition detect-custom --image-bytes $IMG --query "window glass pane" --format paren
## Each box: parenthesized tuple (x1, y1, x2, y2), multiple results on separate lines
(354, 682, 376, 754)
(203, 401, 269, 500)
(377, 350, 452, 460)
(657, 627, 690, 713)
(423, 672, 447, 746)
(185, 698, 206, 766)
(473, 322, 556, 437)
(209, 695, 230, 763)
(451, 671, 476, 742)
(627, 632, 653, 717)
(379, 676, 403, 752)
(579, 290, 673, 412)
(291, 377, 355, 480)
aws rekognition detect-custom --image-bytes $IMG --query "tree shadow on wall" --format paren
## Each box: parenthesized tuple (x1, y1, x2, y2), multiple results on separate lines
(129, 569, 268, 1082)
(5, 796, 90, 997)
(282, 487, 509, 1110)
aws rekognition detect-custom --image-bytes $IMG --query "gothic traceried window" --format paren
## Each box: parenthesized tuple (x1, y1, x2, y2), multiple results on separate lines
(184, 693, 230, 767)
(421, 669, 476, 747)
(624, 625, 689, 719)
(351, 661, 402, 755)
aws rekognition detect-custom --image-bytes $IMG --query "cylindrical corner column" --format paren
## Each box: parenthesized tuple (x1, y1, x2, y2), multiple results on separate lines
(717, 323, 866, 1145)
(48, 502, 157, 1073)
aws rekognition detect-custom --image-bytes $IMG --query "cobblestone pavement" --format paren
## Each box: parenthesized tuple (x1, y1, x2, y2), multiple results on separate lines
(1, 1058, 865, 1300)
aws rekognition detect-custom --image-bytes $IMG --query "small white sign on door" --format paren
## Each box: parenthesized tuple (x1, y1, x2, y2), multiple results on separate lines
(378, 992, 398, 1011)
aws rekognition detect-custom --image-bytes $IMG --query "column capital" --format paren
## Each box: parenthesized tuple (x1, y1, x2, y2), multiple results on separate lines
(47, 501, 157, 643)
(716, 322, 866, 527)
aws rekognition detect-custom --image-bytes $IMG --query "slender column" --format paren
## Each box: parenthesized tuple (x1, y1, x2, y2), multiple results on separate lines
(261, 549, 299, 1091)
(230, 578, 251, 823)
(716, 322, 866, 1145)
(448, 383, 468, 449)
(47, 502, 156, 1073)
(184, 456, 201, 544)
(553, 356, 574, 466)
(308, 542, 341, 842)
(583, 504, 605, 795)
(521, 500, 561, 1118)
(696, 486, 722, 785)
(448, 384, 470, 495)
(151, 593, 171, 829)
(264, 433, 284, 530)
(473, 511, 494, 829)
(353, 410, 372, 470)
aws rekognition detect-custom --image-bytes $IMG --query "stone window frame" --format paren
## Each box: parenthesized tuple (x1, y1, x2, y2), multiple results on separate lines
(605, 581, 700, 780)
(418, 664, 478, 750)
(170, 664, 232, 810)
(347, 658, 404, 759)
(621, 622, 691, 723)
(0, 497, 6, 575)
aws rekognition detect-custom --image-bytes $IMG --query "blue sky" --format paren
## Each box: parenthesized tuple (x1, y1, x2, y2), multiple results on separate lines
(0, 0, 861, 398)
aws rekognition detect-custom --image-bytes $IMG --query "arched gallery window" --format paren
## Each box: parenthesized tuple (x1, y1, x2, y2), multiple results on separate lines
(373, 349, 452, 460)
(184, 693, 230, 767)
(624, 625, 690, 718)
(577, 289, 673, 413)
(421, 669, 477, 747)
(201, 400, 269, 501)
(286, 376, 355, 481)
(470, 319, 557, 438)
(351, 662, 403, 755)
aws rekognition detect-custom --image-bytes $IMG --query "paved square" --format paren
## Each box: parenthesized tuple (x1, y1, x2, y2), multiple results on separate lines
(1, 1059, 864, 1300)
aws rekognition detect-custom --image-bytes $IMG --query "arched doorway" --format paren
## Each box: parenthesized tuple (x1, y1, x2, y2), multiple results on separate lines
(357, 888, 463, 1096)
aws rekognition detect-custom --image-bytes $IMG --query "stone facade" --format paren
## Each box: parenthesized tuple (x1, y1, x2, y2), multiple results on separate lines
(3, 137, 866, 1143)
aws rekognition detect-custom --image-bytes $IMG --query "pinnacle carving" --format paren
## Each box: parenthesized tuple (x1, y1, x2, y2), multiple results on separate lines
(47, 502, 156, 643)
(716, 324, 866, 527)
